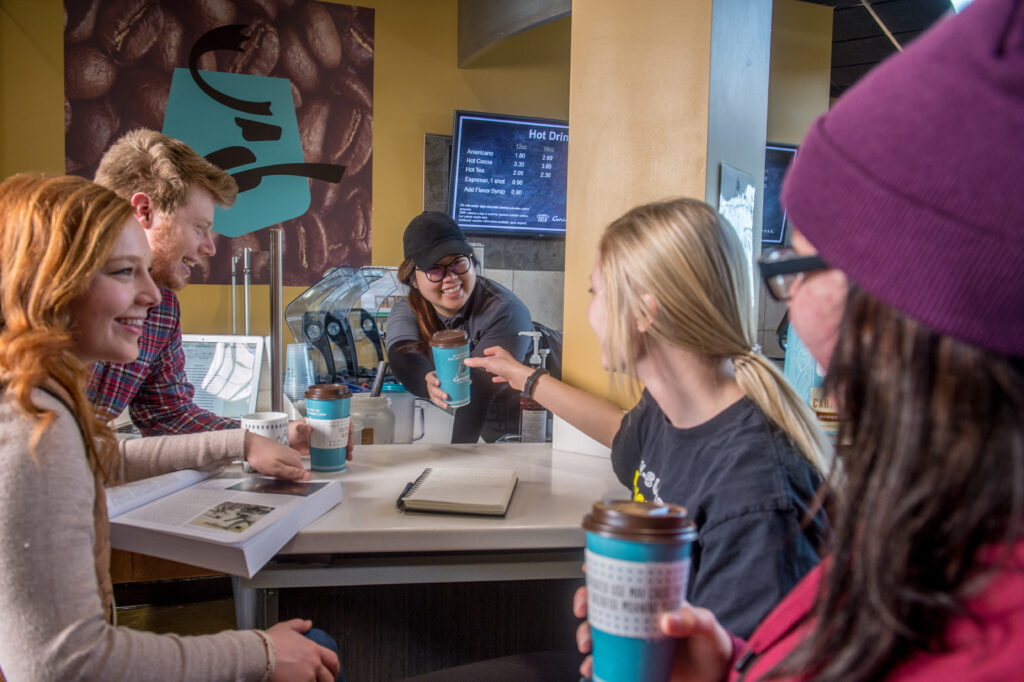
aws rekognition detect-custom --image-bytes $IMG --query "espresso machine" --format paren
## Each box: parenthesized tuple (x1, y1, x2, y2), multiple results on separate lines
(285, 266, 405, 386)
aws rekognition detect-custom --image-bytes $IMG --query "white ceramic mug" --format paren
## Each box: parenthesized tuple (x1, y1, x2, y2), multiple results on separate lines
(241, 412, 289, 472)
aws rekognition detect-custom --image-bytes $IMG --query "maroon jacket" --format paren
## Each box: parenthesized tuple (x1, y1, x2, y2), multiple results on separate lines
(727, 539, 1024, 681)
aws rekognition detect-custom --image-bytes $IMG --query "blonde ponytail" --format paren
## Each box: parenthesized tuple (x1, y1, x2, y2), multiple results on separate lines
(733, 350, 833, 476)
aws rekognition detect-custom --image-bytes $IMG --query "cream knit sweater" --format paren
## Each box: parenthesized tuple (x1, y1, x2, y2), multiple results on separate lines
(0, 389, 272, 682)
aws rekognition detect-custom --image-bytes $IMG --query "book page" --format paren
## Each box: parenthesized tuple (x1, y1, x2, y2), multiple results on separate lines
(114, 473, 332, 545)
(106, 469, 215, 518)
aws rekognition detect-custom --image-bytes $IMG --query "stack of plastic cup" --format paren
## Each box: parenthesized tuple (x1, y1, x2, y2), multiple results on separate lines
(284, 343, 313, 403)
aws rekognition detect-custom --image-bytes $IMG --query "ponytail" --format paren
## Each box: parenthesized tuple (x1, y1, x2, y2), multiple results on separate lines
(733, 349, 833, 476)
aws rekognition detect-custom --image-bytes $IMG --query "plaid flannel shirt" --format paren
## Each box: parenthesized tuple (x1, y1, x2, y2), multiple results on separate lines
(87, 289, 239, 435)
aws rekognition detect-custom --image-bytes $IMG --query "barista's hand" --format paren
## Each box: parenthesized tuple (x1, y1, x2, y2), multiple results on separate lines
(243, 431, 311, 481)
(574, 586, 734, 682)
(425, 370, 450, 410)
(463, 346, 533, 392)
(287, 420, 312, 455)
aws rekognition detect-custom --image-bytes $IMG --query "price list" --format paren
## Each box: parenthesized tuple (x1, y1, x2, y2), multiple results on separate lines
(450, 115, 569, 234)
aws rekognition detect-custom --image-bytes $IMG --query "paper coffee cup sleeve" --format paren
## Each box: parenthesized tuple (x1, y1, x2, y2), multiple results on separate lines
(585, 549, 690, 640)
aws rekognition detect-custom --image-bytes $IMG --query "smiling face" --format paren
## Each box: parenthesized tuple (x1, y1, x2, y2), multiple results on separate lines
(144, 184, 217, 291)
(785, 229, 849, 369)
(70, 218, 161, 366)
(413, 253, 476, 318)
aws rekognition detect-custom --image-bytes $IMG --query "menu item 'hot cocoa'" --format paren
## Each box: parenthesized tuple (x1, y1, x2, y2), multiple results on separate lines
(62, 0, 375, 287)
(582, 500, 697, 682)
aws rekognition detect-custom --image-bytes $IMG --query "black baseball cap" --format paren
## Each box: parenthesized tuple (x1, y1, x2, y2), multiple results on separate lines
(403, 211, 473, 270)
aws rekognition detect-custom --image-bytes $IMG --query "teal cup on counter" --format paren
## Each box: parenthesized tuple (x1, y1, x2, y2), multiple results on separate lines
(429, 329, 471, 408)
(304, 383, 351, 472)
(582, 500, 697, 682)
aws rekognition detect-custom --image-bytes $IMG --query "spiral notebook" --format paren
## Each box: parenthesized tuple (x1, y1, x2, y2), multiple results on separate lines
(396, 467, 518, 516)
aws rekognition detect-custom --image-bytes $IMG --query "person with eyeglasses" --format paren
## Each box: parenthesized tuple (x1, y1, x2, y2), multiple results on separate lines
(570, 1, 1024, 680)
(385, 211, 533, 443)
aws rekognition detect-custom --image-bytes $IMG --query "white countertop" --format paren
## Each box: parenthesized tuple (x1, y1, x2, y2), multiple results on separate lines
(280, 442, 624, 555)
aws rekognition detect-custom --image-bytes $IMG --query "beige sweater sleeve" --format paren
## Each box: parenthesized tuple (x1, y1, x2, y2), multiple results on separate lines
(117, 426, 247, 483)
(0, 392, 270, 682)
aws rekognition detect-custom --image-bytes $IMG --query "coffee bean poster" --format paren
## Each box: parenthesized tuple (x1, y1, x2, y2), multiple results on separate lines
(64, 0, 374, 286)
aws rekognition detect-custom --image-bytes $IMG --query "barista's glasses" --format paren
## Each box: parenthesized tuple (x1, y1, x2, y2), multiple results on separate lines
(758, 248, 830, 301)
(420, 256, 472, 282)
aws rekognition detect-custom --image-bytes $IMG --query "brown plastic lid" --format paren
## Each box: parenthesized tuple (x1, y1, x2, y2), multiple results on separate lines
(429, 329, 469, 348)
(582, 499, 697, 543)
(304, 383, 351, 401)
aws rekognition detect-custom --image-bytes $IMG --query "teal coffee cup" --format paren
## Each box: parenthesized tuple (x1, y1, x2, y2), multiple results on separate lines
(583, 500, 697, 682)
(304, 383, 351, 472)
(429, 329, 471, 408)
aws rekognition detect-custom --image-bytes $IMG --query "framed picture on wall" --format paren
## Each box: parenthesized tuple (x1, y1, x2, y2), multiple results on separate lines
(762, 143, 798, 245)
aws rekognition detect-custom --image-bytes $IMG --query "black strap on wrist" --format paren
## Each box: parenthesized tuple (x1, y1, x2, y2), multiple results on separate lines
(523, 368, 549, 398)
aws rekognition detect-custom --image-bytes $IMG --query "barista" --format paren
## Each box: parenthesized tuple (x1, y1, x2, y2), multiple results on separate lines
(385, 212, 532, 443)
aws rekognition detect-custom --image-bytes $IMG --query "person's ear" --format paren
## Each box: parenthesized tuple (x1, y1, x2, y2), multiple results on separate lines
(635, 293, 658, 333)
(130, 192, 155, 230)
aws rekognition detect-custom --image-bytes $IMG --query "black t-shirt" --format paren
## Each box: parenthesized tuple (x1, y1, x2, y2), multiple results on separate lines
(611, 392, 827, 638)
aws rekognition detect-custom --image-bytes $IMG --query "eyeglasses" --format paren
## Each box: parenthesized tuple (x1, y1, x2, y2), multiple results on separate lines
(419, 256, 471, 282)
(758, 248, 829, 301)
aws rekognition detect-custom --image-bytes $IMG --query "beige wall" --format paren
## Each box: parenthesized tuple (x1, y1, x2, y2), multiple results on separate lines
(0, 0, 570, 336)
(767, 0, 833, 145)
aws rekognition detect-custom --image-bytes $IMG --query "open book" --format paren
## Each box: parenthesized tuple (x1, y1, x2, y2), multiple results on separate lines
(107, 469, 342, 578)
(396, 467, 518, 516)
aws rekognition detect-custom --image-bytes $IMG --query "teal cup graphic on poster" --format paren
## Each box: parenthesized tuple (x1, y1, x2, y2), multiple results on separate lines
(583, 500, 697, 682)
(429, 329, 471, 408)
(304, 384, 351, 472)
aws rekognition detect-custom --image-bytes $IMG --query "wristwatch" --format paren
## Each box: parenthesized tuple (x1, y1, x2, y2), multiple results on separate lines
(523, 368, 549, 398)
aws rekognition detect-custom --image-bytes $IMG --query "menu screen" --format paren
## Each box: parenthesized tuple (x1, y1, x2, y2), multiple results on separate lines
(448, 111, 569, 237)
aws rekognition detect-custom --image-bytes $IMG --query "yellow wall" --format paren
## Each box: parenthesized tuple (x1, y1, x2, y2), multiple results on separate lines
(767, 0, 833, 144)
(0, 0, 570, 336)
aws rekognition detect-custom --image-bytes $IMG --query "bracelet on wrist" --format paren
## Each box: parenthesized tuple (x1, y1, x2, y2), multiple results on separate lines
(523, 368, 549, 398)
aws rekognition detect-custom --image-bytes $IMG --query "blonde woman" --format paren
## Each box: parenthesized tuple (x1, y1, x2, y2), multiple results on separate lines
(0, 174, 340, 681)
(465, 197, 830, 638)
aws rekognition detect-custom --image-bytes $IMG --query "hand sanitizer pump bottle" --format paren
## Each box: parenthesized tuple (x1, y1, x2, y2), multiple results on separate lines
(518, 331, 548, 443)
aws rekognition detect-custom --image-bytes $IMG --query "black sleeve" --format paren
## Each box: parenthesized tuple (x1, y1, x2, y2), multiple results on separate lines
(387, 341, 434, 399)
(610, 394, 651, 490)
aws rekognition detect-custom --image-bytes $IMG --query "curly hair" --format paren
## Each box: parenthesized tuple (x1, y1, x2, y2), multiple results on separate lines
(94, 128, 237, 215)
(0, 173, 129, 480)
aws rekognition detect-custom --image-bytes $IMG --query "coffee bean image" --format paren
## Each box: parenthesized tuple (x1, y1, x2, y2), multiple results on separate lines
(67, 98, 119, 167)
(182, 0, 239, 36)
(148, 9, 184, 73)
(280, 25, 320, 93)
(65, 44, 117, 100)
(237, 0, 278, 21)
(298, 97, 329, 163)
(65, 0, 100, 44)
(228, 18, 280, 76)
(303, 1, 341, 70)
(97, 0, 164, 64)
(121, 67, 171, 130)
(342, 18, 373, 70)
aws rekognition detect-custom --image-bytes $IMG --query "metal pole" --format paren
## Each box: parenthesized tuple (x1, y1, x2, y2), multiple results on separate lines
(269, 228, 284, 413)
(243, 247, 253, 335)
(230, 256, 239, 334)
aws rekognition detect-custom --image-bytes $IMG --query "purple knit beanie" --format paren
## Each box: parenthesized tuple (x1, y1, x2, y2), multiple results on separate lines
(782, 0, 1024, 356)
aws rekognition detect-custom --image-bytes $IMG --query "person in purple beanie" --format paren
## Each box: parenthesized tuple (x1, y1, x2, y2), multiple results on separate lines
(570, 0, 1024, 680)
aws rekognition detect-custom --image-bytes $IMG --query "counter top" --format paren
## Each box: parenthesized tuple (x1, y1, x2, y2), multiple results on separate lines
(281, 442, 623, 555)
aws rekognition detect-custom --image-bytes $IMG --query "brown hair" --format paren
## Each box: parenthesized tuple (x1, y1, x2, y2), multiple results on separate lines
(94, 128, 238, 215)
(397, 257, 444, 351)
(775, 287, 1024, 681)
(0, 173, 127, 480)
(597, 198, 831, 474)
